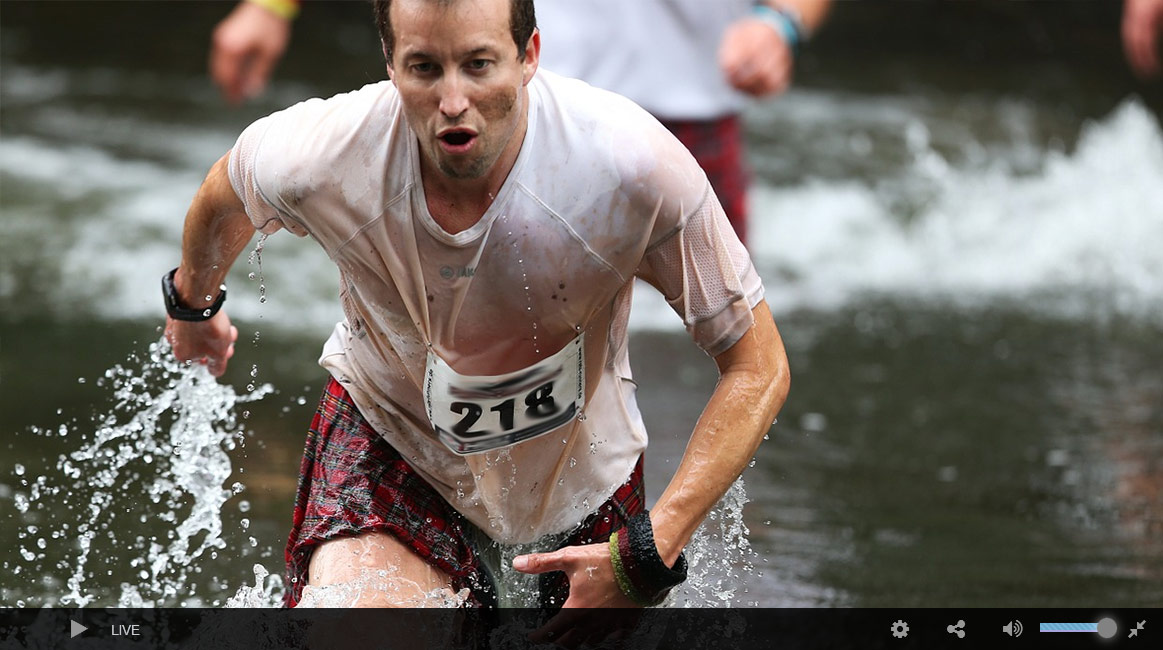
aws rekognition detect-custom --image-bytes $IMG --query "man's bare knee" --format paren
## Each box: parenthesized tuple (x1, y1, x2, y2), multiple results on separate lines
(301, 530, 460, 607)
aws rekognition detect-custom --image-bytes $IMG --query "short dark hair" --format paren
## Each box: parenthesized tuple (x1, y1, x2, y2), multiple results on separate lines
(374, 0, 536, 64)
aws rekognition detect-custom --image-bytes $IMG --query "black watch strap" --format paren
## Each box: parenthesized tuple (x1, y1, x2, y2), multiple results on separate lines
(162, 267, 226, 321)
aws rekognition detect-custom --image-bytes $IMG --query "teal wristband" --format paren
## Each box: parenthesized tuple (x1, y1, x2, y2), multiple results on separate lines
(751, 3, 804, 53)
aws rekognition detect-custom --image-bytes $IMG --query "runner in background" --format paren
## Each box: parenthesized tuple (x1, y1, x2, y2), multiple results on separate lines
(1124, 0, 1163, 78)
(208, 0, 831, 245)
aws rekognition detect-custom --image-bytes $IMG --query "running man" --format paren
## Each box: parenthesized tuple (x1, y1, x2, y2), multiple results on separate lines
(166, 0, 789, 609)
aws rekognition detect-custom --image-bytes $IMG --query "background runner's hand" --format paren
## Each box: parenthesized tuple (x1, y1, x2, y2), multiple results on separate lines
(165, 311, 238, 378)
(1124, 0, 1163, 78)
(210, 1, 292, 104)
(718, 16, 795, 97)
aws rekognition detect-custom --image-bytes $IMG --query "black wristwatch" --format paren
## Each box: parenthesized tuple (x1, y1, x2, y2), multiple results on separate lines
(162, 267, 226, 321)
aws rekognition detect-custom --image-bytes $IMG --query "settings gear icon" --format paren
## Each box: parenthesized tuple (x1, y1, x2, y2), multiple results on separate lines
(891, 620, 909, 638)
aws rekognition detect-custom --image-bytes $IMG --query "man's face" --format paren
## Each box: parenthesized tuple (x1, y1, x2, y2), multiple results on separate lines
(388, 0, 538, 181)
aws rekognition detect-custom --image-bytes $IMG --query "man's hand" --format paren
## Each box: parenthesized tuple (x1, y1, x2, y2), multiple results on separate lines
(718, 17, 795, 98)
(512, 542, 643, 646)
(210, 1, 292, 104)
(513, 541, 636, 608)
(1124, 0, 1163, 78)
(165, 310, 239, 378)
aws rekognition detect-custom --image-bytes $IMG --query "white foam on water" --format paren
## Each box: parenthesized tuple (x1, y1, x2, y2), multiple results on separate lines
(747, 98, 1163, 317)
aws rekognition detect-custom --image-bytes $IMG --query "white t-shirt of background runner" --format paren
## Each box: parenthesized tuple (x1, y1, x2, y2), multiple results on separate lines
(228, 70, 763, 544)
(537, 0, 752, 120)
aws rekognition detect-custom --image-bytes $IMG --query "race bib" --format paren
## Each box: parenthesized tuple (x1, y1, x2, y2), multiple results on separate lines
(424, 336, 585, 455)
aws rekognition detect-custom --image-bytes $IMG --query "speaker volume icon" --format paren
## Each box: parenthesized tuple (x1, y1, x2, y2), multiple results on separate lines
(1003, 620, 1024, 637)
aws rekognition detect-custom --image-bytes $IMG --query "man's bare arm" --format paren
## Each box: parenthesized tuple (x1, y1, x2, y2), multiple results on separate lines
(165, 153, 256, 376)
(649, 300, 790, 566)
(511, 301, 790, 608)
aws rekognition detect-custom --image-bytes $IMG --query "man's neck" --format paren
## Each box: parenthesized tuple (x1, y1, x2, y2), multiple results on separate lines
(421, 89, 530, 234)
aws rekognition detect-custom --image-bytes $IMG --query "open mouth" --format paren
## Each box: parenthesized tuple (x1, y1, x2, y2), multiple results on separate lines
(440, 130, 476, 147)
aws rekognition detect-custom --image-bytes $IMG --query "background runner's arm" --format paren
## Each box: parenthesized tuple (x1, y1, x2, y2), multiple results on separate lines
(650, 300, 789, 567)
(720, 0, 831, 97)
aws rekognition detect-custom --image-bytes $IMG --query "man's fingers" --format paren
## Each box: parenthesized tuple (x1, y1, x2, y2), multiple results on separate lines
(243, 50, 279, 100)
(210, 39, 247, 105)
(511, 550, 567, 574)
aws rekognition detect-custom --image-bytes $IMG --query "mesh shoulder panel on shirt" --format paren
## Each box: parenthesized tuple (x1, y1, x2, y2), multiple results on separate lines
(639, 186, 762, 356)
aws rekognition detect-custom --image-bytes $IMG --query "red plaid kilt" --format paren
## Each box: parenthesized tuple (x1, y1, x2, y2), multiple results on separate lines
(284, 376, 645, 608)
(661, 114, 750, 245)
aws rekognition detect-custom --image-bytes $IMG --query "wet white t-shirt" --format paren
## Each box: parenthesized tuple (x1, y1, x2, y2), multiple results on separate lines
(228, 70, 763, 543)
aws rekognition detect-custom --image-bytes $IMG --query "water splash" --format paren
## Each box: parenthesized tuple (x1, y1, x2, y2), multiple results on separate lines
(8, 338, 273, 607)
(670, 478, 757, 607)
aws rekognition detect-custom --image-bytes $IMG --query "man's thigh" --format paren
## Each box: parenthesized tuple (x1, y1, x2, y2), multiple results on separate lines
(301, 530, 460, 607)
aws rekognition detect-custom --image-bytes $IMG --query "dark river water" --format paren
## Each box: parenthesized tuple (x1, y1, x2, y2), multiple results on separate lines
(1, 1, 1161, 608)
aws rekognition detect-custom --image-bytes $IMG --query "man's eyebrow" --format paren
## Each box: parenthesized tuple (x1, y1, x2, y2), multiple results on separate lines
(401, 49, 436, 63)
(401, 46, 496, 63)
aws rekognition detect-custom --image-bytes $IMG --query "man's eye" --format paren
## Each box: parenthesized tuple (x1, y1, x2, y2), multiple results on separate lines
(468, 59, 491, 71)
(412, 62, 436, 74)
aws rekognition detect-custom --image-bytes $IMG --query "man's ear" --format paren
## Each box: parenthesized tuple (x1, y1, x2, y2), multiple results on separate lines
(522, 28, 540, 86)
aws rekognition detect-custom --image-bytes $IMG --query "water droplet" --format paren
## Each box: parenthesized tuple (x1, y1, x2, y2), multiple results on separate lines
(238, 500, 251, 513)
(240, 518, 250, 530)
(77, 377, 86, 384)
(557, 478, 564, 486)
(204, 295, 213, 302)
(258, 296, 267, 304)
(248, 272, 256, 280)
(568, 457, 576, 468)
(589, 442, 597, 454)
(14, 464, 24, 476)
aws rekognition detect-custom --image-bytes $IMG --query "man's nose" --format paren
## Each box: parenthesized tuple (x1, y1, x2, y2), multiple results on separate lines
(438, 75, 469, 118)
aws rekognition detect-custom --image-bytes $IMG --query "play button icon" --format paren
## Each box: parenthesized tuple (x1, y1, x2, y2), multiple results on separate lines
(70, 620, 89, 639)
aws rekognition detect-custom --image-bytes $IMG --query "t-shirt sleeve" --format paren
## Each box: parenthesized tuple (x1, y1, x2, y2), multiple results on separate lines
(227, 103, 318, 238)
(628, 119, 764, 358)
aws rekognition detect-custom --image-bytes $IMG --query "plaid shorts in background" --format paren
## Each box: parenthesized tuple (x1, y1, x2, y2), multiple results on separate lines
(661, 115, 750, 245)
(284, 376, 645, 608)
